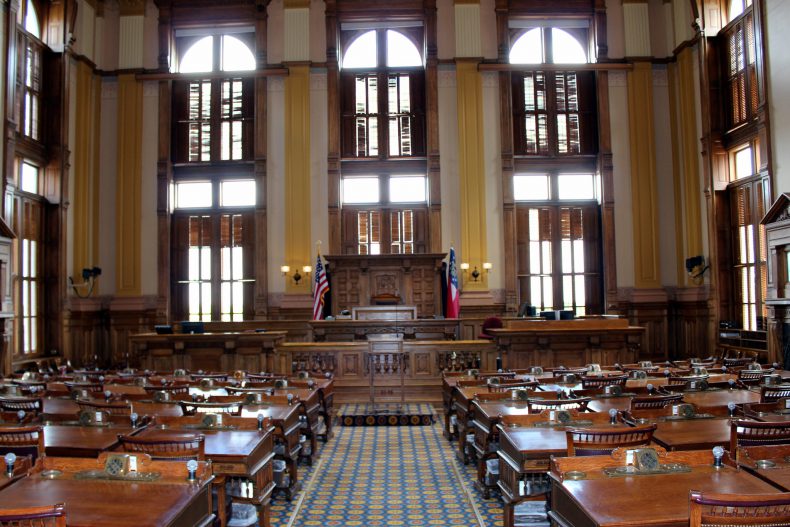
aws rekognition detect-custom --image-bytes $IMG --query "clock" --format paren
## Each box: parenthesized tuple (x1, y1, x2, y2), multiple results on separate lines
(633, 448, 660, 471)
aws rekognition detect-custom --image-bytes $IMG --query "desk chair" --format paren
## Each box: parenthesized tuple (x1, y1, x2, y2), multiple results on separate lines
(580, 374, 628, 389)
(179, 400, 243, 416)
(0, 426, 45, 461)
(142, 384, 190, 397)
(76, 399, 132, 416)
(0, 397, 43, 415)
(527, 397, 591, 412)
(0, 503, 67, 527)
(761, 385, 790, 403)
(565, 423, 656, 456)
(740, 369, 770, 386)
(689, 491, 790, 527)
(487, 380, 539, 392)
(630, 393, 683, 409)
(117, 434, 205, 461)
(189, 373, 229, 382)
(731, 420, 790, 454)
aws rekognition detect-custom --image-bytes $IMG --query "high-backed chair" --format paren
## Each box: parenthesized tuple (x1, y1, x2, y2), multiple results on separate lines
(0, 426, 45, 461)
(730, 420, 790, 454)
(486, 380, 539, 392)
(761, 385, 790, 404)
(189, 373, 228, 382)
(689, 491, 790, 527)
(580, 374, 628, 389)
(630, 393, 683, 409)
(566, 423, 657, 456)
(739, 369, 769, 386)
(0, 503, 67, 527)
(117, 434, 205, 461)
(478, 317, 503, 339)
(142, 384, 190, 397)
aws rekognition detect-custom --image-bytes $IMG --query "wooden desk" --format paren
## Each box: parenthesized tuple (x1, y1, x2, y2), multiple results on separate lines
(738, 444, 790, 490)
(136, 419, 275, 527)
(130, 331, 287, 373)
(549, 450, 779, 527)
(0, 454, 215, 526)
(0, 454, 32, 491)
(674, 388, 761, 407)
(651, 417, 733, 451)
(42, 424, 141, 457)
(240, 404, 302, 500)
(309, 318, 458, 341)
(489, 320, 644, 368)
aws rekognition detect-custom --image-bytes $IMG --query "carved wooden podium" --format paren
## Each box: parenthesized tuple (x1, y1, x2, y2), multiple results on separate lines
(322, 253, 447, 317)
(366, 334, 406, 406)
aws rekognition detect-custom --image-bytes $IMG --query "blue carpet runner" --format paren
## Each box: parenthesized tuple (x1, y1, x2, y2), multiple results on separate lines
(271, 405, 505, 526)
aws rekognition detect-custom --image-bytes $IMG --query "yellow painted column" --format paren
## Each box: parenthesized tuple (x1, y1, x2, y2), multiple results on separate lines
(627, 61, 660, 288)
(455, 60, 488, 291)
(677, 47, 703, 284)
(284, 64, 312, 294)
(73, 61, 102, 291)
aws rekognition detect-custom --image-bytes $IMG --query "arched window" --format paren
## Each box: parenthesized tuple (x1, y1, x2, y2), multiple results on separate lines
(339, 26, 428, 255)
(510, 27, 588, 64)
(24, 0, 40, 39)
(179, 36, 213, 73)
(178, 35, 255, 73)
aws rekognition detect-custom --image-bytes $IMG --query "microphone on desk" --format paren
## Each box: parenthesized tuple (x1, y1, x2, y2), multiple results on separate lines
(663, 369, 671, 377)
(609, 408, 618, 425)
(712, 446, 725, 468)
(130, 412, 139, 428)
(257, 413, 265, 430)
(646, 383, 655, 395)
(4, 453, 15, 476)
(104, 390, 113, 402)
(727, 402, 737, 417)
(728, 379, 736, 390)
(186, 460, 198, 481)
(496, 356, 503, 372)
(16, 410, 25, 423)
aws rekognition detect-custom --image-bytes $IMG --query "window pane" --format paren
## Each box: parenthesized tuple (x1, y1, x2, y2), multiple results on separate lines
(176, 182, 212, 208)
(390, 176, 426, 203)
(343, 177, 379, 204)
(386, 30, 422, 67)
(514, 175, 550, 201)
(20, 162, 38, 194)
(201, 247, 211, 281)
(180, 36, 214, 73)
(343, 30, 377, 69)
(734, 146, 754, 179)
(557, 174, 595, 200)
(233, 247, 243, 280)
(221, 35, 255, 72)
(24, 0, 40, 38)
(221, 282, 230, 320)
(220, 180, 256, 207)
(509, 28, 542, 64)
(551, 29, 587, 64)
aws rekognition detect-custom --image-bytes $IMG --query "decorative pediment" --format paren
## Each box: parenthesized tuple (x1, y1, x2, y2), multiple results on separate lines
(762, 193, 790, 225)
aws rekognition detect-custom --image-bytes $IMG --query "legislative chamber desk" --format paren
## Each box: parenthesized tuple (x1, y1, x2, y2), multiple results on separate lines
(549, 450, 779, 527)
(488, 318, 644, 368)
(0, 454, 215, 526)
(129, 331, 286, 372)
(309, 318, 458, 341)
(738, 444, 790, 490)
(43, 423, 143, 457)
(650, 417, 733, 451)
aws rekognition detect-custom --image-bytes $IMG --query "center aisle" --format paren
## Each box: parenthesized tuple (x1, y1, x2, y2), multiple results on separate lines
(271, 411, 503, 527)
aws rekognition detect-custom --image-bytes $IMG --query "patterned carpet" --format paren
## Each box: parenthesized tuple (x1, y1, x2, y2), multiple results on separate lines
(270, 406, 505, 527)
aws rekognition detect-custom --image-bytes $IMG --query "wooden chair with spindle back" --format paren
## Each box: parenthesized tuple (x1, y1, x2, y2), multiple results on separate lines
(730, 420, 790, 456)
(76, 399, 132, 416)
(527, 397, 591, 412)
(565, 423, 657, 456)
(0, 503, 67, 527)
(761, 385, 790, 403)
(630, 392, 684, 409)
(580, 374, 628, 389)
(179, 400, 243, 416)
(689, 491, 790, 527)
(0, 397, 43, 415)
(117, 434, 206, 461)
(0, 426, 45, 461)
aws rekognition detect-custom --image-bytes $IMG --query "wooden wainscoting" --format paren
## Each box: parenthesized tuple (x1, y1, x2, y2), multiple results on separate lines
(668, 295, 710, 360)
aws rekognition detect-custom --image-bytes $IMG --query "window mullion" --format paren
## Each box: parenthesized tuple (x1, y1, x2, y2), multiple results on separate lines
(551, 206, 564, 310)
(546, 73, 560, 157)
(211, 212, 222, 321)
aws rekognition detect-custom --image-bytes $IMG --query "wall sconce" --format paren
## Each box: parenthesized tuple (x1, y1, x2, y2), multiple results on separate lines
(470, 267, 481, 281)
(69, 267, 102, 299)
(281, 265, 312, 285)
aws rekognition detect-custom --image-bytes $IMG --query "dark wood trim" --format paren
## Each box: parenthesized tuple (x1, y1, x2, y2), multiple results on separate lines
(479, 62, 632, 72)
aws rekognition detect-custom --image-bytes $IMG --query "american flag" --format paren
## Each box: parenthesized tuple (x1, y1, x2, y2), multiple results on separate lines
(312, 254, 329, 320)
(446, 247, 460, 318)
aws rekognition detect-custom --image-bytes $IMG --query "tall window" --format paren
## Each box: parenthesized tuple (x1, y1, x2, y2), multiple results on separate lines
(723, 8, 757, 131)
(340, 29, 425, 159)
(339, 26, 428, 254)
(509, 22, 602, 314)
(514, 173, 601, 316)
(171, 31, 256, 321)
(17, 0, 42, 142)
(340, 175, 428, 255)
(172, 179, 255, 321)
(13, 160, 44, 355)
(728, 144, 767, 331)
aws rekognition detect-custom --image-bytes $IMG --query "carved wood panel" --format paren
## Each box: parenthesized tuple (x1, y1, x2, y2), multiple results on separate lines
(412, 351, 432, 376)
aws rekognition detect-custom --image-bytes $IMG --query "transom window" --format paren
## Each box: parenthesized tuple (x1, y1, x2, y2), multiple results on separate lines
(172, 178, 256, 322)
(17, 0, 42, 143)
(729, 0, 753, 21)
(177, 33, 256, 73)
